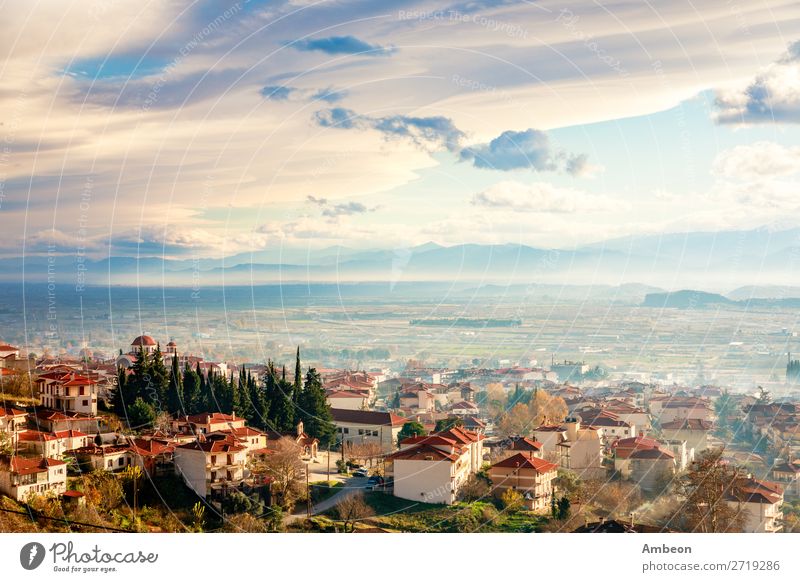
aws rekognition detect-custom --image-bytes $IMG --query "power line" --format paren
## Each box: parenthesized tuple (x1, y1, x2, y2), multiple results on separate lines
(0, 506, 131, 533)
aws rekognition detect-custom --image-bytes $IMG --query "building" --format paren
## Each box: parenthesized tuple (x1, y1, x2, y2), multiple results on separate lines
(612, 435, 677, 491)
(172, 412, 246, 436)
(0, 455, 67, 501)
(387, 427, 483, 505)
(556, 417, 605, 480)
(0, 406, 28, 448)
(771, 459, 800, 498)
(726, 477, 784, 533)
(330, 408, 407, 453)
(489, 453, 558, 512)
(174, 436, 247, 499)
(71, 444, 133, 472)
(128, 438, 175, 476)
(36, 371, 99, 415)
(326, 390, 369, 410)
(16, 430, 90, 457)
(491, 436, 544, 461)
(660, 418, 713, 453)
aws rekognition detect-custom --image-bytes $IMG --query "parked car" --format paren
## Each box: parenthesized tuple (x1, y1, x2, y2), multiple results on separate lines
(352, 468, 369, 477)
(367, 475, 384, 485)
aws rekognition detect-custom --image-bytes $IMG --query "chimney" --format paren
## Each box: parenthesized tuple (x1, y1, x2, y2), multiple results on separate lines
(565, 416, 580, 442)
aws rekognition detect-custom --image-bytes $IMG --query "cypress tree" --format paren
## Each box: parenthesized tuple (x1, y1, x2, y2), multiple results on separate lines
(293, 347, 302, 400)
(298, 367, 335, 446)
(182, 363, 201, 415)
(167, 354, 184, 415)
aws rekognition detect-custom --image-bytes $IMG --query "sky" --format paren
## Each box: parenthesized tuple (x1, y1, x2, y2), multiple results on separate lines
(2, 0, 800, 260)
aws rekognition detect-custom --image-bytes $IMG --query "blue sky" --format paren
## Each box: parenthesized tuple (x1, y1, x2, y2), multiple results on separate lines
(2, 0, 800, 259)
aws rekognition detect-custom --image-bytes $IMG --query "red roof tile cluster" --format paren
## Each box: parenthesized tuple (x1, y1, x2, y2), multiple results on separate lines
(491, 452, 557, 473)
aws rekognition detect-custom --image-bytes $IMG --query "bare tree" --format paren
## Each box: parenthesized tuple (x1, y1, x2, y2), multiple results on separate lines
(254, 437, 306, 510)
(335, 492, 374, 532)
(673, 448, 745, 532)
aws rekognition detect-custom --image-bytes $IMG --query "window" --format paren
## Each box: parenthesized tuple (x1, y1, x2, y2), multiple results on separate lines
(358, 429, 364, 436)
(118, 458, 125, 466)
(82, 400, 89, 406)
(343, 428, 350, 434)
(108, 460, 113, 468)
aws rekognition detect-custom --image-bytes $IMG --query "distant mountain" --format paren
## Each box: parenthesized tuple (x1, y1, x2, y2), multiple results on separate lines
(2, 227, 800, 289)
(643, 290, 732, 308)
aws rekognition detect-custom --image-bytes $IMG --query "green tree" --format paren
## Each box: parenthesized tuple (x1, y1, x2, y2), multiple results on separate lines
(397, 421, 426, 445)
(166, 354, 184, 415)
(182, 364, 202, 415)
(127, 397, 157, 429)
(434, 417, 463, 432)
(297, 367, 335, 446)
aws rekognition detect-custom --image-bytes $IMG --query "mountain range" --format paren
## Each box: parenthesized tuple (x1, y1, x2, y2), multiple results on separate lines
(2, 226, 799, 293)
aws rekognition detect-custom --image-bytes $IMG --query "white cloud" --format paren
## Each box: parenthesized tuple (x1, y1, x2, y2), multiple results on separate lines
(471, 180, 626, 213)
(712, 141, 800, 180)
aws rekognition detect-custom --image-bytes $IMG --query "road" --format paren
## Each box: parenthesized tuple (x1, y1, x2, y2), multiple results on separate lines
(284, 475, 369, 525)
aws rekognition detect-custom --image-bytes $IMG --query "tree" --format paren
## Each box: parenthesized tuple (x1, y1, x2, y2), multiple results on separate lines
(297, 368, 335, 446)
(264, 361, 294, 432)
(182, 364, 202, 415)
(294, 347, 303, 396)
(498, 391, 567, 436)
(335, 492, 374, 532)
(588, 480, 642, 517)
(434, 417, 463, 432)
(166, 354, 184, 415)
(82, 470, 123, 513)
(673, 448, 745, 533)
(254, 437, 306, 510)
(397, 421, 426, 445)
(127, 397, 156, 429)
(500, 488, 524, 512)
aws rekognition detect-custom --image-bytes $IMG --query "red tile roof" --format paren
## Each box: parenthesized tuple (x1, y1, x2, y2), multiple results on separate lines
(330, 408, 407, 427)
(491, 453, 558, 473)
(387, 443, 460, 462)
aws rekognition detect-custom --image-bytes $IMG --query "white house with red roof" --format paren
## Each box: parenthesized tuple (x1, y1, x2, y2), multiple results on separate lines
(0, 455, 67, 501)
(172, 412, 246, 435)
(613, 435, 677, 490)
(1, 406, 28, 448)
(16, 430, 90, 457)
(387, 427, 484, 504)
(489, 452, 558, 512)
(660, 418, 713, 453)
(726, 477, 784, 532)
(174, 435, 248, 499)
(36, 371, 99, 415)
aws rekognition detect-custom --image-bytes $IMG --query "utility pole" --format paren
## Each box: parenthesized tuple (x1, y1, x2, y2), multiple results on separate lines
(306, 463, 311, 518)
(327, 444, 331, 481)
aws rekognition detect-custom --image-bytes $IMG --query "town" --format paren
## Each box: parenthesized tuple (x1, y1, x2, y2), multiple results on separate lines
(1, 336, 798, 533)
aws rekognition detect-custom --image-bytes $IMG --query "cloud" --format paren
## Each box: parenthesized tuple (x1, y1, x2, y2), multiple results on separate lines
(321, 201, 374, 218)
(291, 35, 394, 56)
(715, 40, 800, 124)
(460, 129, 588, 174)
(260, 84, 347, 103)
(304, 195, 376, 218)
(314, 108, 465, 151)
(112, 225, 225, 255)
(712, 141, 800, 179)
(306, 195, 328, 206)
(260, 85, 294, 100)
(315, 107, 361, 129)
(471, 180, 625, 213)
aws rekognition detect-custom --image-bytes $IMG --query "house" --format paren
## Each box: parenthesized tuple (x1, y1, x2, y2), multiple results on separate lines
(726, 477, 784, 533)
(651, 396, 713, 425)
(0, 406, 28, 447)
(533, 424, 567, 454)
(331, 408, 407, 453)
(448, 400, 480, 416)
(0, 455, 67, 501)
(326, 390, 369, 410)
(71, 444, 133, 472)
(172, 412, 246, 435)
(492, 436, 544, 461)
(387, 427, 483, 505)
(576, 408, 635, 440)
(771, 459, 800, 498)
(31, 409, 104, 434)
(556, 417, 605, 480)
(660, 418, 713, 453)
(16, 430, 91, 457)
(35, 371, 99, 415)
(264, 422, 319, 459)
(612, 435, 676, 491)
(128, 438, 175, 476)
(173, 435, 248, 499)
(489, 453, 558, 512)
